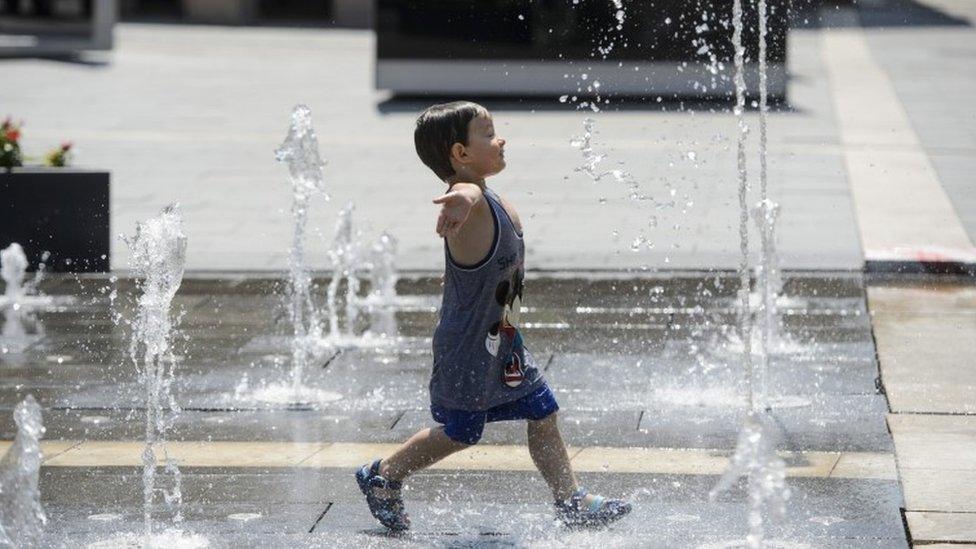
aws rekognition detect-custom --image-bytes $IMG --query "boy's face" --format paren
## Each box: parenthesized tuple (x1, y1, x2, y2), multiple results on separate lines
(455, 113, 506, 178)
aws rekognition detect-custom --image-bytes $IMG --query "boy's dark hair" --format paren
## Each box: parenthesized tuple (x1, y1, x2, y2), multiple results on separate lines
(414, 101, 486, 181)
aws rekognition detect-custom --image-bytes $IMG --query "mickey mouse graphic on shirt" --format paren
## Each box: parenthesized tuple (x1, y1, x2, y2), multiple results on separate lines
(484, 268, 526, 388)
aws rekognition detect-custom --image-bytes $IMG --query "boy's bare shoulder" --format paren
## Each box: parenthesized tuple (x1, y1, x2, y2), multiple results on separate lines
(446, 196, 494, 266)
(493, 192, 523, 235)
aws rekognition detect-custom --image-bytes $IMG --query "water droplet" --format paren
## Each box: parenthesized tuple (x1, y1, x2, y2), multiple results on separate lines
(228, 512, 263, 522)
(88, 513, 123, 522)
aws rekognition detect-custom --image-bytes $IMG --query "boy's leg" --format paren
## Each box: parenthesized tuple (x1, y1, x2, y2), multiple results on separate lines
(379, 426, 471, 483)
(528, 412, 632, 526)
(356, 426, 468, 531)
(526, 412, 578, 502)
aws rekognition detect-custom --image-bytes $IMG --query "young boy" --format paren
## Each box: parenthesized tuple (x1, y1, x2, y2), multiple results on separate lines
(356, 101, 632, 531)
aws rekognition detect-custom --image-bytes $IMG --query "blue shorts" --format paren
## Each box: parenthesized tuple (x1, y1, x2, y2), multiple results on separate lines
(431, 384, 559, 445)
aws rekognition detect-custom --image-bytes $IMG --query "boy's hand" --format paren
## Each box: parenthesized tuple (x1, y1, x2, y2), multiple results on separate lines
(433, 184, 482, 237)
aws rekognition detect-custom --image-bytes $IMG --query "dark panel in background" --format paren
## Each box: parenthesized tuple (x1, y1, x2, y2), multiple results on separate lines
(0, 171, 110, 273)
(0, 0, 114, 53)
(377, 0, 788, 63)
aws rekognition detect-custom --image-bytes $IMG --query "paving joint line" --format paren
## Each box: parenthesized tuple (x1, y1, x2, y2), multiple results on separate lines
(307, 501, 333, 533)
(898, 507, 915, 547)
(825, 452, 843, 478)
(567, 447, 586, 461)
(388, 410, 407, 430)
(41, 440, 85, 464)
(278, 442, 330, 468)
(320, 349, 343, 370)
(890, 411, 976, 417)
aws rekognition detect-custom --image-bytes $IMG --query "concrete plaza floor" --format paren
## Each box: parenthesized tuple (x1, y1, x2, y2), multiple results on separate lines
(2, 0, 975, 546)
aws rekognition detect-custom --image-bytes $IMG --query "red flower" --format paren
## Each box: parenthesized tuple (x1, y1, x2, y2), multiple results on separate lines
(4, 129, 19, 142)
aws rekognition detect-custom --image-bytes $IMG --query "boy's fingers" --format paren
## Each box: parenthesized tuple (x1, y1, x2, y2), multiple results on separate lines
(432, 193, 453, 204)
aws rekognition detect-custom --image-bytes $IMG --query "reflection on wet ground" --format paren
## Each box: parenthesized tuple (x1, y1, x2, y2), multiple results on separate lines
(0, 273, 907, 548)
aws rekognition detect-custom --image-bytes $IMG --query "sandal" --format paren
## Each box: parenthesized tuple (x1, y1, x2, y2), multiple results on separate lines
(355, 459, 411, 531)
(555, 487, 632, 528)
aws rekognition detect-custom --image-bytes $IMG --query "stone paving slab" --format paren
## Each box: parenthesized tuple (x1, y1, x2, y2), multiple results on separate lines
(870, 278, 976, 546)
(906, 511, 976, 545)
(888, 414, 976, 514)
(868, 283, 976, 414)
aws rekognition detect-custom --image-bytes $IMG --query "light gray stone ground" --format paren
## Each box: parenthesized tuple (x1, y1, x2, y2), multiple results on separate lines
(4, 2, 974, 274)
(3, 21, 869, 272)
(862, 16, 976, 244)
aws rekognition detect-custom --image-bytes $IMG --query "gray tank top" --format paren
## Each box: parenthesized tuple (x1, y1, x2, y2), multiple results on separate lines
(430, 187, 545, 410)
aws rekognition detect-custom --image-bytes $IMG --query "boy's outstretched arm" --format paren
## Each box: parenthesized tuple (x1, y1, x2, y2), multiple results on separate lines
(432, 183, 485, 237)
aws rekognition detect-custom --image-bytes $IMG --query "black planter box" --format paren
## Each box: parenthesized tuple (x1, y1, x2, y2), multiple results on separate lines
(1, 168, 110, 273)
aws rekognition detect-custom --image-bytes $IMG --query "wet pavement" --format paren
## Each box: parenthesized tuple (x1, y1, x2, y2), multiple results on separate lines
(0, 272, 909, 547)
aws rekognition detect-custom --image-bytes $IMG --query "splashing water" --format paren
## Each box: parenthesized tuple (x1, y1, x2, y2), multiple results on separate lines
(708, 414, 791, 549)
(730, 0, 753, 412)
(567, 2, 635, 187)
(0, 302, 34, 355)
(0, 244, 50, 308)
(0, 244, 31, 354)
(124, 204, 188, 542)
(325, 201, 360, 340)
(0, 395, 47, 548)
(0, 245, 61, 356)
(367, 232, 398, 306)
(709, 0, 792, 546)
(275, 104, 328, 393)
(570, 118, 608, 181)
(364, 232, 399, 340)
(85, 529, 209, 549)
(570, 119, 643, 199)
(0, 243, 28, 302)
(753, 0, 781, 411)
(753, 198, 782, 408)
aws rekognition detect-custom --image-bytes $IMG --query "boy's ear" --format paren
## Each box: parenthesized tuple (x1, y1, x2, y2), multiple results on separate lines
(450, 142, 467, 164)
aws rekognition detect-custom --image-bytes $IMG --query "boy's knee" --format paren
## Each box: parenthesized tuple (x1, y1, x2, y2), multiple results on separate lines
(443, 424, 484, 446)
(529, 410, 558, 427)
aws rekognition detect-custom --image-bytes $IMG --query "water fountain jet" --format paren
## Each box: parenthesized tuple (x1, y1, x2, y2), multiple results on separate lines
(276, 104, 329, 393)
(0, 244, 51, 356)
(123, 204, 188, 543)
(708, 0, 792, 546)
(0, 395, 47, 548)
(325, 201, 361, 342)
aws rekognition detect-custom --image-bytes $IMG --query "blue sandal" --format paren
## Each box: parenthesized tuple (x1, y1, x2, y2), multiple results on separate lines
(355, 459, 411, 531)
(555, 488, 632, 528)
